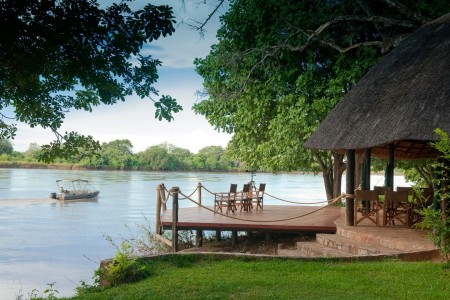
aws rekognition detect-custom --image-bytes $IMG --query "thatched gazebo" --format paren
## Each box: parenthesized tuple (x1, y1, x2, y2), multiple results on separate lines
(304, 13, 450, 225)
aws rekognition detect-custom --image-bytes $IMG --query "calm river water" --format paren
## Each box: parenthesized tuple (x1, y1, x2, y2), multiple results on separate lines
(0, 168, 409, 298)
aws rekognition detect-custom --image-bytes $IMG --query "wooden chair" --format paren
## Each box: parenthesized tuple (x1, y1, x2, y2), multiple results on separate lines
(214, 184, 237, 214)
(236, 184, 252, 212)
(373, 186, 391, 197)
(252, 183, 266, 210)
(383, 190, 409, 226)
(354, 190, 380, 226)
(396, 186, 414, 195)
(373, 186, 392, 209)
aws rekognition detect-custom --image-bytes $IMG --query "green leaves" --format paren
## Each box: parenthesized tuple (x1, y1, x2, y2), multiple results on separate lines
(0, 0, 180, 161)
(194, 0, 449, 174)
(38, 132, 101, 163)
(154, 95, 183, 121)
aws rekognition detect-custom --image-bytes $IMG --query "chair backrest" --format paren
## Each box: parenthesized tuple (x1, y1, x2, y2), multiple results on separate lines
(385, 190, 409, 202)
(355, 190, 378, 202)
(373, 186, 391, 196)
(396, 186, 413, 195)
(258, 183, 266, 193)
(230, 184, 238, 193)
(242, 183, 251, 193)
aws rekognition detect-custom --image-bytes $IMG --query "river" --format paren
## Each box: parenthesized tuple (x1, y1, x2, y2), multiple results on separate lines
(0, 168, 409, 299)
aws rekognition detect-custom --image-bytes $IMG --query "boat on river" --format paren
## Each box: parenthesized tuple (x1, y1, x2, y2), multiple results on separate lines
(50, 179, 100, 201)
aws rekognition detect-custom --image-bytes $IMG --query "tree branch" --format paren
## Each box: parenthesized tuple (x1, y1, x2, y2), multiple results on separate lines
(186, 0, 226, 36)
(380, 0, 430, 23)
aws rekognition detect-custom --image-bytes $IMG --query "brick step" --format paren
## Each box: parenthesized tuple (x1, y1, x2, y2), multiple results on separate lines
(316, 233, 403, 256)
(335, 225, 437, 252)
(295, 241, 356, 258)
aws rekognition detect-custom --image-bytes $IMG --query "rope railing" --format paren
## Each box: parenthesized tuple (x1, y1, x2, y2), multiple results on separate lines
(264, 192, 331, 205)
(178, 189, 346, 223)
(156, 181, 356, 252)
(160, 182, 352, 206)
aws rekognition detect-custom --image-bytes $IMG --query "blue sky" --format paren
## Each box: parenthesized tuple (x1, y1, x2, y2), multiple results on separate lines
(9, 1, 231, 153)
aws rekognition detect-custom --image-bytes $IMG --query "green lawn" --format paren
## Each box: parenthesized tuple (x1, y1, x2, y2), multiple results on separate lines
(67, 255, 450, 300)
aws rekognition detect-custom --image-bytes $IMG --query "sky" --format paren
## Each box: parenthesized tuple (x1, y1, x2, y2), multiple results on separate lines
(6, 1, 231, 154)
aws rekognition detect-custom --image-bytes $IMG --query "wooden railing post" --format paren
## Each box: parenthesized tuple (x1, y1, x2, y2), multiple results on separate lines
(196, 182, 203, 247)
(161, 183, 167, 211)
(172, 187, 179, 252)
(156, 184, 162, 234)
(197, 182, 202, 205)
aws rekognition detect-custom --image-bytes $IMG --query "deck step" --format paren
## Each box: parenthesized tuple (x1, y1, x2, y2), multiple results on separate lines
(316, 233, 403, 256)
(295, 241, 356, 258)
(335, 225, 437, 252)
(277, 249, 310, 257)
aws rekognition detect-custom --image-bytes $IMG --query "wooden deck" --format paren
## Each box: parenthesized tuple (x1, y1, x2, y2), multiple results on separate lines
(161, 205, 345, 233)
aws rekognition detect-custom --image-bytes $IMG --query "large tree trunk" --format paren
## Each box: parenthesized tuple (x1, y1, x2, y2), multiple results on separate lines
(315, 152, 346, 203)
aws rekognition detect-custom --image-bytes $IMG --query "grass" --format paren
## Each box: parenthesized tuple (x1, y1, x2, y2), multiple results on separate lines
(67, 254, 450, 300)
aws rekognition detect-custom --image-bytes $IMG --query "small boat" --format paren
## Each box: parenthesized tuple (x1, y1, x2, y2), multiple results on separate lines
(50, 179, 100, 201)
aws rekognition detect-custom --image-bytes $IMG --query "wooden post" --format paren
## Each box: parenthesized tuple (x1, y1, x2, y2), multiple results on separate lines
(387, 143, 395, 188)
(355, 152, 362, 189)
(196, 182, 203, 247)
(172, 187, 179, 252)
(161, 183, 167, 211)
(231, 231, 238, 246)
(363, 148, 371, 190)
(215, 230, 221, 242)
(197, 182, 202, 205)
(196, 230, 203, 247)
(346, 149, 355, 226)
(156, 184, 162, 234)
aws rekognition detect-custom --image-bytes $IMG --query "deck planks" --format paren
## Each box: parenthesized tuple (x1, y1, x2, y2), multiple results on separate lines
(161, 205, 345, 233)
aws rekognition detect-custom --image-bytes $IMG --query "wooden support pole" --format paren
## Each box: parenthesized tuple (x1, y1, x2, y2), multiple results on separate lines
(387, 143, 395, 188)
(197, 182, 202, 206)
(215, 230, 221, 242)
(355, 152, 362, 189)
(156, 184, 162, 234)
(161, 183, 167, 211)
(346, 149, 355, 226)
(363, 148, 371, 190)
(231, 231, 238, 246)
(196, 230, 203, 247)
(172, 187, 179, 252)
(196, 182, 203, 245)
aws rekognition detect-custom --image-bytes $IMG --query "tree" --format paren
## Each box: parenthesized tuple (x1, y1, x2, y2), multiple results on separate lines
(193, 146, 231, 171)
(100, 139, 135, 169)
(23, 142, 42, 161)
(193, 0, 450, 200)
(0, 0, 181, 162)
(0, 139, 13, 155)
(138, 145, 172, 170)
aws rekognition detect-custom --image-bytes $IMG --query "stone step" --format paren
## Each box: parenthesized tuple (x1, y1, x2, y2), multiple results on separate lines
(295, 241, 356, 258)
(316, 233, 403, 256)
(277, 249, 310, 258)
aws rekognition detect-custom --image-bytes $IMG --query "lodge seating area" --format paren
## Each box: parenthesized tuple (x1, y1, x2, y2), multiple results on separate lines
(214, 183, 266, 215)
(354, 186, 435, 227)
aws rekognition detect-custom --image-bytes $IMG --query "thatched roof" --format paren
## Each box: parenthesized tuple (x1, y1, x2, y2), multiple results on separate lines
(304, 13, 450, 159)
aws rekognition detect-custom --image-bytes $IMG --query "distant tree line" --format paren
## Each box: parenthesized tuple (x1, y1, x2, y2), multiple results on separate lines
(0, 139, 242, 171)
